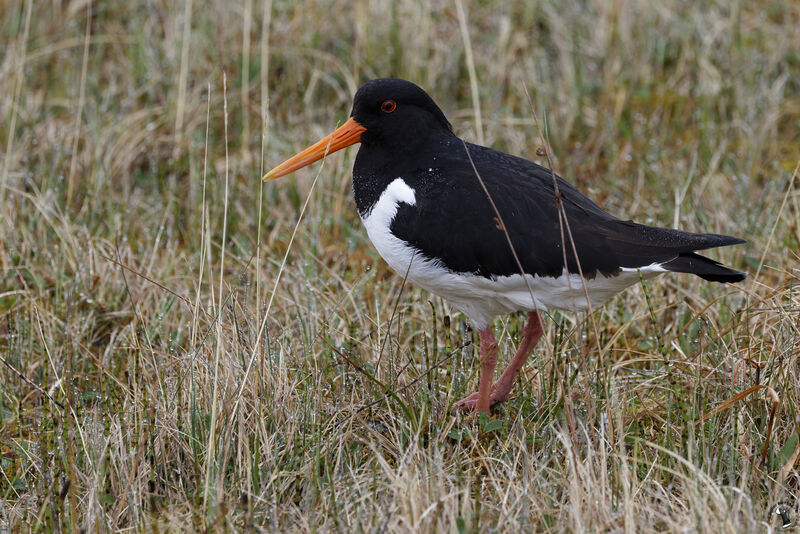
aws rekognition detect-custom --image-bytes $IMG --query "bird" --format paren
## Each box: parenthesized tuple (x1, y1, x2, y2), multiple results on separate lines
(264, 78, 746, 414)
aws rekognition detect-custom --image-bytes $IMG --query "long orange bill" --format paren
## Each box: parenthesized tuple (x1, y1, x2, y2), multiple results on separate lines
(263, 117, 366, 181)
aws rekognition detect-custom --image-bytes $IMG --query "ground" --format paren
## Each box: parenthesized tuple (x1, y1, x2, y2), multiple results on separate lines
(1, 1, 799, 531)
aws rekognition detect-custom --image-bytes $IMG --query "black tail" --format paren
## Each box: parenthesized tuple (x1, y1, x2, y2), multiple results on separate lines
(661, 252, 746, 283)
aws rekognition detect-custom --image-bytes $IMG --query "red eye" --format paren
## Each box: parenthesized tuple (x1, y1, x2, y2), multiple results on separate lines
(381, 100, 396, 113)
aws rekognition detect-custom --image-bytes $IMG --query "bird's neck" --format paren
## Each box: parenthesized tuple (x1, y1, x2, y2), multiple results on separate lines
(352, 131, 457, 217)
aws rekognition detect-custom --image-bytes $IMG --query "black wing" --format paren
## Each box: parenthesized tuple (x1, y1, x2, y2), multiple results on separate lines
(391, 142, 745, 282)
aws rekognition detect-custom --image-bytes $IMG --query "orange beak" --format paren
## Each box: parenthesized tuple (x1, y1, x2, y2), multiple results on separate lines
(263, 117, 367, 181)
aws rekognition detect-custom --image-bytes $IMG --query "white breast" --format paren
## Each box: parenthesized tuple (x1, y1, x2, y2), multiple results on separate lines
(360, 177, 420, 273)
(360, 178, 479, 311)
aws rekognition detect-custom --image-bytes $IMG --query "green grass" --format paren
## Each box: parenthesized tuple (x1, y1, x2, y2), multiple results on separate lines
(1, 0, 799, 531)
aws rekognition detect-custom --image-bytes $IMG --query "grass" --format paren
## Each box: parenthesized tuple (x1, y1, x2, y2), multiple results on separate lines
(1, 0, 799, 531)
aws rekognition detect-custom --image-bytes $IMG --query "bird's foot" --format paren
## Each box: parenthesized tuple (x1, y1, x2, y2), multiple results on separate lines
(453, 380, 513, 411)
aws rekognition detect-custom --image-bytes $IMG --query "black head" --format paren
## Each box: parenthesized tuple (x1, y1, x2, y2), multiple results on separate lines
(350, 79, 453, 148)
(263, 78, 452, 181)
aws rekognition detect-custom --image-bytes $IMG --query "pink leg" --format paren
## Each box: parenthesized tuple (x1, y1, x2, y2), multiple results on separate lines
(491, 311, 544, 401)
(474, 327, 499, 414)
(453, 327, 498, 414)
(454, 312, 544, 412)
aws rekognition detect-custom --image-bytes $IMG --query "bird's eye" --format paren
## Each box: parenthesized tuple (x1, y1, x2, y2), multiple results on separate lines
(381, 100, 397, 113)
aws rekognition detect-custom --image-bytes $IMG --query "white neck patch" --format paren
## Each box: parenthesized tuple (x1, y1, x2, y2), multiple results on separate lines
(360, 178, 420, 276)
(363, 177, 416, 220)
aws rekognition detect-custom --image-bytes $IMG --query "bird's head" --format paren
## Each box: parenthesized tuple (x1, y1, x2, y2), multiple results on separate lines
(263, 78, 451, 180)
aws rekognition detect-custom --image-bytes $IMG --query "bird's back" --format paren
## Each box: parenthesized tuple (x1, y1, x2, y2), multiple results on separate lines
(389, 139, 745, 282)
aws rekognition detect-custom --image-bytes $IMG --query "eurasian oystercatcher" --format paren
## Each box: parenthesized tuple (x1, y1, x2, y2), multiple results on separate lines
(264, 78, 746, 414)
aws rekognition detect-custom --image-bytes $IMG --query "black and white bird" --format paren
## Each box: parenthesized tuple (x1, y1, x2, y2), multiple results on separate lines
(265, 78, 746, 414)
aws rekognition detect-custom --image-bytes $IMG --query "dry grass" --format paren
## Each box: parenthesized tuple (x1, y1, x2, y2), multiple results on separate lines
(1, 0, 799, 531)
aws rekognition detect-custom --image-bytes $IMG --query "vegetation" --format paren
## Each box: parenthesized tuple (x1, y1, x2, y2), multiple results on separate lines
(1, 0, 798, 531)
